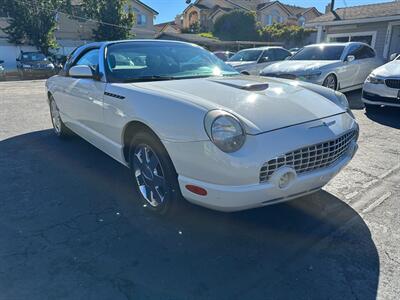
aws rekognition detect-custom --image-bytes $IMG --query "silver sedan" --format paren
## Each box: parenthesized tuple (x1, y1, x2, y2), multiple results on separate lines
(260, 42, 383, 92)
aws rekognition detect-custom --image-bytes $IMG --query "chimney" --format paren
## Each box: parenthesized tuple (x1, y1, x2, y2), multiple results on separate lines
(325, 3, 332, 14)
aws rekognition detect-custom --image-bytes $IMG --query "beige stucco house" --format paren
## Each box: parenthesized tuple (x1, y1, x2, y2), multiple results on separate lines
(180, 0, 321, 31)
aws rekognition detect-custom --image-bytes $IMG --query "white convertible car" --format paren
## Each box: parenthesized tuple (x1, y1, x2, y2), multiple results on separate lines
(46, 40, 359, 213)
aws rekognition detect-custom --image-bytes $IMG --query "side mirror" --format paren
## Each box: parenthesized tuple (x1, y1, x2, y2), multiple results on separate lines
(259, 57, 269, 63)
(346, 55, 355, 63)
(389, 53, 398, 61)
(69, 65, 94, 78)
(16, 58, 20, 62)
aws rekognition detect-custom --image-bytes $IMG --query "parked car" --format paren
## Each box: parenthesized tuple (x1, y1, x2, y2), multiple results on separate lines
(213, 51, 235, 62)
(0, 60, 5, 81)
(226, 47, 292, 75)
(289, 48, 301, 55)
(17, 51, 56, 79)
(46, 40, 359, 214)
(260, 42, 383, 92)
(362, 53, 400, 112)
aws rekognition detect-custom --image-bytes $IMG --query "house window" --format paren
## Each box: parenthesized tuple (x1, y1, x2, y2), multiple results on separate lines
(137, 13, 147, 25)
(298, 16, 305, 27)
(264, 9, 283, 26)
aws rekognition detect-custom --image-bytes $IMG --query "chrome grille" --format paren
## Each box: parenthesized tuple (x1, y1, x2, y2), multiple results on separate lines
(260, 131, 356, 183)
(385, 79, 400, 89)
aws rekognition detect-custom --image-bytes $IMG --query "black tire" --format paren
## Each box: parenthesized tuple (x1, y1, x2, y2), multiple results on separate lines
(322, 74, 337, 90)
(241, 71, 250, 75)
(128, 129, 183, 215)
(49, 96, 71, 138)
(365, 103, 379, 113)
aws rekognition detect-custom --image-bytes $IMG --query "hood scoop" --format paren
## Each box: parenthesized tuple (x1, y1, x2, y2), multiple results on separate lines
(212, 80, 269, 92)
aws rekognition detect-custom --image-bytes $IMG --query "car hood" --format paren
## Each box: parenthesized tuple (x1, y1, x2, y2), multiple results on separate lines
(372, 60, 400, 77)
(131, 76, 345, 134)
(262, 60, 340, 74)
(226, 61, 257, 68)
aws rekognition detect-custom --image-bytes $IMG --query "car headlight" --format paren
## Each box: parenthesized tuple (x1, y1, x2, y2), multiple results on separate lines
(22, 64, 32, 68)
(204, 110, 246, 153)
(335, 91, 354, 118)
(301, 71, 322, 80)
(366, 74, 384, 84)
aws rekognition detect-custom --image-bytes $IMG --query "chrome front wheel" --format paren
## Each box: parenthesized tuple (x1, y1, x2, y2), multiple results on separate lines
(323, 74, 337, 90)
(133, 144, 167, 208)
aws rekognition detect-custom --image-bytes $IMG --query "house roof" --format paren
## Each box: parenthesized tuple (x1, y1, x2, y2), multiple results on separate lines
(134, 0, 159, 15)
(308, 1, 400, 24)
(154, 21, 180, 33)
(257, 1, 320, 17)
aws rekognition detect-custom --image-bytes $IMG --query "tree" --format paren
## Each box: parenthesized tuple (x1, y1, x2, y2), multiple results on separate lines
(213, 10, 259, 41)
(82, 0, 135, 41)
(0, 0, 72, 55)
(259, 23, 315, 48)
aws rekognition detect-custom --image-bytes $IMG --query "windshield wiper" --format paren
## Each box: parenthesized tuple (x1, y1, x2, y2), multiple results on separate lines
(123, 75, 175, 83)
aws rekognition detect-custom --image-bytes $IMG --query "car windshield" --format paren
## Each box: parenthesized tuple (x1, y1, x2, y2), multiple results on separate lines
(228, 50, 262, 62)
(105, 42, 239, 83)
(291, 45, 345, 61)
(21, 52, 47, 61)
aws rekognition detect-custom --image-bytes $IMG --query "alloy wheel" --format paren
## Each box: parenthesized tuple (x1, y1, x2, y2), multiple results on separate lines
(50, 100, 62, 134)
(133, 144, 167, 207)
(323, 75, 337, 90)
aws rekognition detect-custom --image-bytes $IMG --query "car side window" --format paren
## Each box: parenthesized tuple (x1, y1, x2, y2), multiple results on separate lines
(259, 50, 274, 62)
(348, 45, 374, 60)
(273, 49, 291, 60)
(75, 49, 99, 70)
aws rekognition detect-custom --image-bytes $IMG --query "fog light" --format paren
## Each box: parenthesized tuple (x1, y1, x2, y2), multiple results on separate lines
(270, 166, 297, 190)
(279, 172, 295, 189)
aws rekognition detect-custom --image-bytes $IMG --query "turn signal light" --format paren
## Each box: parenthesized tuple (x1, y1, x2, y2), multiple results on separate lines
(185, 185, 208, 196)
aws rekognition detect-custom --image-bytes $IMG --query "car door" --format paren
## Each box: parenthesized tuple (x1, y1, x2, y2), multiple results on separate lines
(357, 45, 380, 82)
(340, 44, 363, 89)
(62, 48, 106, 140)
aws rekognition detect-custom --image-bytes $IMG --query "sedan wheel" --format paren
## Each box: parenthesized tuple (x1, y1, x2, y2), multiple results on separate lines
(129, 130, 183, 215)
(133, 144, 167, 207)
(323, 74, 337, 90)
(49, 96, 70, 137)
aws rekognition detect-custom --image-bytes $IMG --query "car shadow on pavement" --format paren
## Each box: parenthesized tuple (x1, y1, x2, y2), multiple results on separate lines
(0, 130, 379, 300)
(345, 89, 364, 110)
(365, 106, 400, 129)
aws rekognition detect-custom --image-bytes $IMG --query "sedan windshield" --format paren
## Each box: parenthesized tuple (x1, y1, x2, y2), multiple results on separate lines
(291, 46, 345, 61)
(105, 42, 239, 83)
(228, 50, 262, 62)
(22, 53, 47, 61)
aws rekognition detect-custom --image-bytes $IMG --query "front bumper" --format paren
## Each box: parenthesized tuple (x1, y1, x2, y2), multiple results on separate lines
(362, 82, 400, 108)
(163, 113, 358, 212)
(22, 69, 55, 77)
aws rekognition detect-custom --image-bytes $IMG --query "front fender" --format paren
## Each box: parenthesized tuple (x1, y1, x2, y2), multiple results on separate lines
(104, 83, 210, 145)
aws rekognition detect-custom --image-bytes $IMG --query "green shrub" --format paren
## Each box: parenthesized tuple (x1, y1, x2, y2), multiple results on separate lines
(213, 10, 259, 41)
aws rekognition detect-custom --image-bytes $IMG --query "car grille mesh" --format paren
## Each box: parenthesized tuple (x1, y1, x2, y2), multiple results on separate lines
(385, 79, 400, 89)
(260, 130, 356, 183)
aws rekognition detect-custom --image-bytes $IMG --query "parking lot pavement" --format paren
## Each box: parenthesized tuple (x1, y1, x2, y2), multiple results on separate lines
(0, 80, 399, 300)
